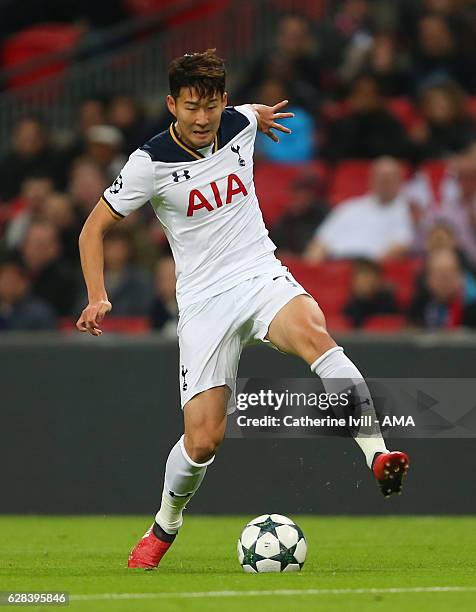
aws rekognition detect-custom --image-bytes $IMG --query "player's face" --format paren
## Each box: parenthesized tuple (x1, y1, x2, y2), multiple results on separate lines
(167, 88, 227, 149)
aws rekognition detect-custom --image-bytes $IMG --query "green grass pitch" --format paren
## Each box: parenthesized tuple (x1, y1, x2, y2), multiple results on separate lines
(1, 516, 475, 611)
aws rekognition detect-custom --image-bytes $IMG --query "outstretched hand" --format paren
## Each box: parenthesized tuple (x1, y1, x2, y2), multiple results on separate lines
(252, 100, 294, 143)
(76, 299, 112, 336)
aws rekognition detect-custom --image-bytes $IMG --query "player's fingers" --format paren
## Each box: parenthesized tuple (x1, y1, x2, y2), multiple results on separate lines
(84, 314, 101, 335)
(267, 130, 279, 143)
(272, 99, 289, 111)
(76, 319, 88, 332)
(86, 322, 102, 336)
(271, 122, 292, 134)
(273, 112, 294, 119)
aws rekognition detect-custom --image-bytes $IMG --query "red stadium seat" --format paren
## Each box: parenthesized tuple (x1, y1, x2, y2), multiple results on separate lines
(466, 96, 476, 120)
(322, 98, 418, 134)
(254, 161, 328, 227)
(280, 256, 420, 323)
(59, 316, 151, 334)
(328, 160, 412, 206)
(383, 258, 422, 308)
(325, 314, 352, 333)
(386, 97, 420, 133)
(328, 160, 372, 205)
(2, 24, 81, 89)
(363, 314, 407, 332)
(417, 159, 448, 206)
(280, 256, 352, 315)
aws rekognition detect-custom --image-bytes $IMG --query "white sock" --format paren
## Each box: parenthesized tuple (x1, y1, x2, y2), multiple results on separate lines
(310, 346, 388, 469)
(155, 434, 214, 534)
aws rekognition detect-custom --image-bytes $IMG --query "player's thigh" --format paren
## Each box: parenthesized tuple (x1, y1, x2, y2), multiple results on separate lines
(266, 294, 336, 364)
(178, 292, 241, 415)
(183, 386, 230, 455)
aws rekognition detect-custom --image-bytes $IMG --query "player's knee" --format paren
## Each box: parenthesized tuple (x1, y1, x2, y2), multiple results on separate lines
(302, 320, 334, 362)
(309, 323, 329, 347)
(186, 431, 224, 463)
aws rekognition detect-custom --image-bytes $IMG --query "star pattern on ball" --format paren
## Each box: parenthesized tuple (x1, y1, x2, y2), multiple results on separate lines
(254, 516, 284, 538)
(270, 541, 302, 571)
(241, 540, 267, 572)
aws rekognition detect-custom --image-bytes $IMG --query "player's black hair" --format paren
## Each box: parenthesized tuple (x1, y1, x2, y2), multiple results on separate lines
(168, 49, 226, 100)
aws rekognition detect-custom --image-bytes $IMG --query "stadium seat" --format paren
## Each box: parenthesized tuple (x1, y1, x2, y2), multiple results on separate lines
(325, 314, 352, 333)
(386, 97, 420, 133)
(254, 161, 328, 227)
(363, 314, 407, 332)
(328, 159, 412, 206)
(466, 96, 476, 120)
(328, 160, 372, 205)
(383, 258, 422, 309)
(2, 24, 81, 89)
(280, 256, 352, 316)
(59, 316, 151, 334)
(417, 159, 448, 206)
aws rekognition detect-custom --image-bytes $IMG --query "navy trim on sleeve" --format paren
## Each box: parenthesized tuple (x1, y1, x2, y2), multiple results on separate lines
(217, 107, 251, 148)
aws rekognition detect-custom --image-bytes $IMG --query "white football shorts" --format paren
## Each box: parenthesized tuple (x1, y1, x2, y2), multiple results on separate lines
(177, 269, 310, 414)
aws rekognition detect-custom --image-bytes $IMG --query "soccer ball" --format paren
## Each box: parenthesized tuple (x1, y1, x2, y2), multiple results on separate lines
(237, 513, 307, 573)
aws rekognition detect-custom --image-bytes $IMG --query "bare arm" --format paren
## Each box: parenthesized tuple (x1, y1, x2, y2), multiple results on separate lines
(76, 199, 119, 336)
(304, 239, 328, 263)
(251, 99, 294, 142)
(381, 244, 410, 261)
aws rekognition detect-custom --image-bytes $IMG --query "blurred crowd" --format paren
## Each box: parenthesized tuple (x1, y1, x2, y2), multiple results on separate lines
(1, 0, 476, 334)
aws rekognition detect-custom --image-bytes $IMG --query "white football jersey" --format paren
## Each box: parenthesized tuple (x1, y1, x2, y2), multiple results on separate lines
(102, 104, 283, 310)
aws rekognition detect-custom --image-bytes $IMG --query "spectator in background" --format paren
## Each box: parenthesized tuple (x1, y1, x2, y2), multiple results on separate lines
(68, 157, 108, 221)
(65, 97, 107, 161)
(43, 192, 82, 265)
(343, 258, 398, 328)
(255, 79, 315, 162)
(317, 0, 373, 93)
(439, 154, 476, 266)
(68, 156, 156, 267)
(20, 221, 77, 317)
(270, 172, 329, 256)
(0, 257, 56, 331)
(412, 13, 476, 93)
(5, 175, 54, 249)
(150, 255, 178, 338)
(408, 247, 476, 329)
(411, 81, 476, 160)
(109, 95, 158, 155)
(362, 32, 413, 97)
(84, 125, 126, 181)
(234, 14, 321, 112)
(322, 75, 411, 161)
(77, 228, 153, 317)
(305, 157, 413, 262)
(425, 220, 476, 276)
(0, 117, 66, 201)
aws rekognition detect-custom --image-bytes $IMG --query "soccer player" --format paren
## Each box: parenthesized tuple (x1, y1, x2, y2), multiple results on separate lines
(76, 50, 410, 569)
